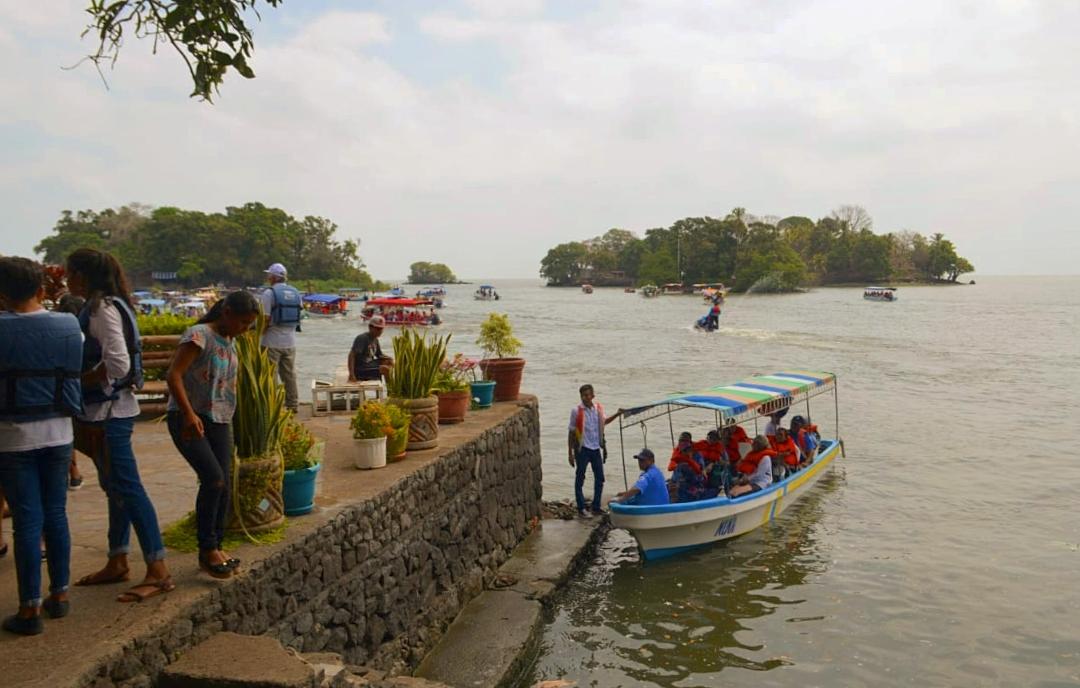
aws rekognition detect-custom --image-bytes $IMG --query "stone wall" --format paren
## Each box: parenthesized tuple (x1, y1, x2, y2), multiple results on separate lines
(85, 399, 542, 687)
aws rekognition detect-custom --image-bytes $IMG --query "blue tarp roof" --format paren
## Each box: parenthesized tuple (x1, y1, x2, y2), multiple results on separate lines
(138, 298, 166, 306)
(303, 293, 342, 304)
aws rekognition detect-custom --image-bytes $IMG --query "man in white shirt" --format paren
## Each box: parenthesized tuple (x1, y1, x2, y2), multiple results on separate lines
(567, 384, 621, 519)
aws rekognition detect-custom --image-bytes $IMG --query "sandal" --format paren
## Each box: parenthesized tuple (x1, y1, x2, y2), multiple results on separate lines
(75, 569, 130, 586)
(117, 577, 175, 603)
(198, 553, 233, 580)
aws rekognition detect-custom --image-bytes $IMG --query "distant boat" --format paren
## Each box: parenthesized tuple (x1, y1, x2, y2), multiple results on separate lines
(303, 293, 349, 317)
(581, 284, 594, 294)
(361, 298, 440, 327)
(863, 286, 898, 302)
(640, 285, 660, 298)
(474, 285, 500, 301)
(338, 288, 370, 302)
(661, 283, 685, 295)
(624, 287, 636, 294)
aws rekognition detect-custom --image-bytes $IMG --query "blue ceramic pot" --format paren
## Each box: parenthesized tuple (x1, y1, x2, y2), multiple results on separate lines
(283, 462, 322, 516)
(470, 380, 497, 408)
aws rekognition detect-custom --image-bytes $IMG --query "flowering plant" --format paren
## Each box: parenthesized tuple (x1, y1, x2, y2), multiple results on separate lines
(350, 401, 394, 440)
(281, 416, 320, 471)
(435, 353, 479, 393)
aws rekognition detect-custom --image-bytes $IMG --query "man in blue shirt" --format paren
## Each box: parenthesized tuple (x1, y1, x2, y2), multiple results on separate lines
(612, 449, 669, 506)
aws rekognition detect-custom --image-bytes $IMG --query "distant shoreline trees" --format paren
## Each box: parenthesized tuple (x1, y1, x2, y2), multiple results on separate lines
(34, 202, 386, 289)
(407, 262, 458, 284)
(540, 206, 975, 291)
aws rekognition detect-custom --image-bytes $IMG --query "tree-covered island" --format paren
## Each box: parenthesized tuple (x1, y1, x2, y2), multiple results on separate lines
(35, 202, 386, 290)
(540, 206, 975, 291)
(407, 262, 459, 284)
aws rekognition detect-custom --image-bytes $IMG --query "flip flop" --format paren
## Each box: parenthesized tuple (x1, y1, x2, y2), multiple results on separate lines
(117, 577, 175, 603)
(75, 569, 131, 586)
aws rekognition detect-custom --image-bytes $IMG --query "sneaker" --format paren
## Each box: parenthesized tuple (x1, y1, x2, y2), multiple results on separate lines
(68, 476, 83, 491)
(591, 507, 607, 516)
(577, 510, 593, 520)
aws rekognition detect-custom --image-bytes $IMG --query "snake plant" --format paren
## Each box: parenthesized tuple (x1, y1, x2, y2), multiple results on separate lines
(233, 314, 288, 460)
(385, 330, 450, 399)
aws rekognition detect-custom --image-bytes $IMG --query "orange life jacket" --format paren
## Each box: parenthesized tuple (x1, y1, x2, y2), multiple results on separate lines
(725, 425, 749, 461)
(693, 439, 725, 464)
(737, 448, 776, 476)
(774, 437, 800, 467)
(668, 446, 703, 475)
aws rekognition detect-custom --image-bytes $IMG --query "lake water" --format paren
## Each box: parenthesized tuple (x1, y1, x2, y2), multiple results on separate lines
(293, 277, 1080, 688)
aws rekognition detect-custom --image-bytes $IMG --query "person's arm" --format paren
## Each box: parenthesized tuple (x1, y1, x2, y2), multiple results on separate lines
(166, 341, 205, 440)
(260, 290, 274, 331)
(613, 486, 641, 503)
(567, 409, 578, 466)
(603, 408, 623, 426)
(347, 349, 357, 382)
(94, 303, 131, 382)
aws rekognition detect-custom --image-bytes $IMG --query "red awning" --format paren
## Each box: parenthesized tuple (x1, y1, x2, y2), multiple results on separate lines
(366, 298, 432, 306)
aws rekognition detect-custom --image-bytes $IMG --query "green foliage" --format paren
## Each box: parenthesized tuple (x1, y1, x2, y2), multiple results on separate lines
(476, 313, 521, 359)
(280, 416, 320, 471)
(35, 203, 381, 289)
(386, 331, 450, 399)
(384, 403, 411, 458)
(136, 313, 196, 336)
(83, 0, 284, 101)
(408, 261, 458, 284)
(539, 205, 974, 292)
(350, 401, 394, 440)
(163, 511, 286, 553)
(233, 316, 287, 460)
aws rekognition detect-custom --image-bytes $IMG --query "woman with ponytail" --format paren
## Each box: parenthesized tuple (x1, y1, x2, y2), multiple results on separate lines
(166, 291, 258, 579)
(65, 248, 174, 602)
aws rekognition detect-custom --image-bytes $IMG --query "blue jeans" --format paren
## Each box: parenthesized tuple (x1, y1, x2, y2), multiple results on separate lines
(167, 413, 232, 552)
(574, 447, 604, 512)
(0, 443, 72, 608)
(90, 417, 166, 563)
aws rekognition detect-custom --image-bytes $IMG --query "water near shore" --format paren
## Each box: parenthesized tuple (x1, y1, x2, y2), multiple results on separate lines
(293, 277, 1080, 687)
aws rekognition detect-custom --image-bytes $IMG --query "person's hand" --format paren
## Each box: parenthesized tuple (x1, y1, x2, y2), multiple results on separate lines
(601, 445, 608, 463)
(568, 450, 576, 467)
(181, 412, 205, 441)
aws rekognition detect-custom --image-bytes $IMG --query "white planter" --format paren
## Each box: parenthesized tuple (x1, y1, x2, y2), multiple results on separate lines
(354, 436, 387, 469)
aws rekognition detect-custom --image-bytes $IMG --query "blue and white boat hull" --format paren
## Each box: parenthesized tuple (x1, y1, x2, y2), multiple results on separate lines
(610, 440, 841, 561)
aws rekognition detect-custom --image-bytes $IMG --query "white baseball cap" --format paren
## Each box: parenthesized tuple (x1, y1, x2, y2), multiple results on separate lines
(264, 263, 287, 278)
(369, 315, 386, 328)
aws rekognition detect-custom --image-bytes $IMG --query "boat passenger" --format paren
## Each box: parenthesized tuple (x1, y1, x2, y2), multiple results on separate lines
(790, 415, 819, 465)
(772, 427, 801, 480)
(722, 424, 750, 462)
(667, 432, 704, 475)
(693, 430, 726, 464)
(697, 431, 732, 497)
(731, 436, 776, 497)
(764, 409, 788, 447)
(611, 449, 669, 507)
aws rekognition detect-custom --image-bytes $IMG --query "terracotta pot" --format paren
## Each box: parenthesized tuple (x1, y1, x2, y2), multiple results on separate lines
(386, 426, 408, 462)
(479, 358, 526, 402)
(392, 396, 439, 450)
(436, 390, 470, 424)
(226, 455, 284, 534)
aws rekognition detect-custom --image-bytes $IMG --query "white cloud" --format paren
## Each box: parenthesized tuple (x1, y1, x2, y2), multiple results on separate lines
(1, 0, 1079, 276)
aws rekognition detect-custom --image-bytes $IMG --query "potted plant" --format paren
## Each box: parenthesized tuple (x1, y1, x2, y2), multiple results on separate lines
(434, 353, 475, 423)
(229, 324, 289, 535)
(281, 416, 323, 516)
(385, 402, 411, 461)
(350, 401, 393, 469)
(476, 312, 525, 402)
(385, 330, 449, 450)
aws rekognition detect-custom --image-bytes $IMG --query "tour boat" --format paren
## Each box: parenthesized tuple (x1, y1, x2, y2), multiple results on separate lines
(624, 287, 636, 294)
(609, 370, 842, 561)
(582, 284, 594, 294)
(361, 297, 441, 327)
(303, 293, 349, 318)
(474, 285, 500, 301)
(416, 289, 446, 308)
(863, 286, 898, 302)
(661, 283, 686, 295)
(640, 285, 660, 298)
(339, 288, 370, 302)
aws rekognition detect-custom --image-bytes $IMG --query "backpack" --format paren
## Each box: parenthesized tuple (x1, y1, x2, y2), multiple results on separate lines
(78, 297, 144, 404)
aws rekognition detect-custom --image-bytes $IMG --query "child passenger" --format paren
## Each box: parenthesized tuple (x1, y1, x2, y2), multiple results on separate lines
(166, 291, 259, 579)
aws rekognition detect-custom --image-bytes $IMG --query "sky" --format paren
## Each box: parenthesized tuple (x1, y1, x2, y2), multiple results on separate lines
(2, 0, 1079, 279)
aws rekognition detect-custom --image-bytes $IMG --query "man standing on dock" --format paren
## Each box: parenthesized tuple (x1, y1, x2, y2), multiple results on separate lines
(568, 384, 620, 519)
(260, 263, 302, 413)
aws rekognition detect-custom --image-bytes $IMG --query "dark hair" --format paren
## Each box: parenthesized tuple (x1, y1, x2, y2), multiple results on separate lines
(65, 248, 133, 310)
(0, 257, 45, 305)
(56, 293, 86, 315)
(198, 290, 260, 325)
(579, 384, 594, 395)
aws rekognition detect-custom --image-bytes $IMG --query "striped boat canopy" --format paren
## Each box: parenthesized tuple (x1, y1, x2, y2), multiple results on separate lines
(621, 370, 836, 427)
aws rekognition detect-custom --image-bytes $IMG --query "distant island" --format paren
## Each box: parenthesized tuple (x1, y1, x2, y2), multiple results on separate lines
(34, 202, 388, 291)
(540, 206, 974, 292)
(405, 261, 461, 285)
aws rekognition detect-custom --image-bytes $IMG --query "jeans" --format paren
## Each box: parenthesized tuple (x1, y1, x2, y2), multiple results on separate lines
(574, 447, 604, 512)
(266, 347, 298, 411)
(90, 417, 167, 563)
(167, 413, 232, 552)
(0, 443, 72, 607)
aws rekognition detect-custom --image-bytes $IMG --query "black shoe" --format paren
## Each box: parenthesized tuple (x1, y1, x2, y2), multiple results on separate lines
(577, 510, 593, 520)
(42, 598, 69, 619)
(198, 553, 233, 580)
(2, 613, 44, 636)
(225, 558, 241, 569)
(591, 507, 607, 516)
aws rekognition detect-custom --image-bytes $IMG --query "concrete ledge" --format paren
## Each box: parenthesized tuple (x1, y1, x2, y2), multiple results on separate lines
(159, 632, 316, 688)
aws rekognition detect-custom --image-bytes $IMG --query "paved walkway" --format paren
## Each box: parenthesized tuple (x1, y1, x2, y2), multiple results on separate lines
(0, 402, 529, 688)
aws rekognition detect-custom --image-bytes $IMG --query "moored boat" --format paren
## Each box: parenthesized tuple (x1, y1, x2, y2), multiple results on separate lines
(474, 285, 500, 301)
(609, 370, 842, 561)
(361, 297, 440, 327)
(339, 288, 370, 302)
(640, 284, 660, 298)
(864, 286, 898, 302)
(303, 293, 349, 317)
(582, 284, 594, 294)
(661, 282, 686, 295)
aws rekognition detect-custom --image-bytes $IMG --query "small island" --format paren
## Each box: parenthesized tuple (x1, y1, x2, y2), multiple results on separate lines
(406, 261, 461, 285)
(539, 205, 974, 292)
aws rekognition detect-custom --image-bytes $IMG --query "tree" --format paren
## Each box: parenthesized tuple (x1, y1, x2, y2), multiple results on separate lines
(829, 205, 873, 234)
(949, 257, 975, 282)
(408, 262, 457, 284)
(637, 246, 678, 286)
(82, 0, 283, 101)
(539, 242, 590, 286)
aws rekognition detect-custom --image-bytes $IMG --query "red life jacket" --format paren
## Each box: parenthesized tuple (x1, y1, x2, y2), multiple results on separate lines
(774, 437, 800, 467)
(668, 446, 703, 475)
(573, 402, 604, 447)
(693, 439, 725, 464)
(737, 448, 776, 476)
(725, 425, 749, 461)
